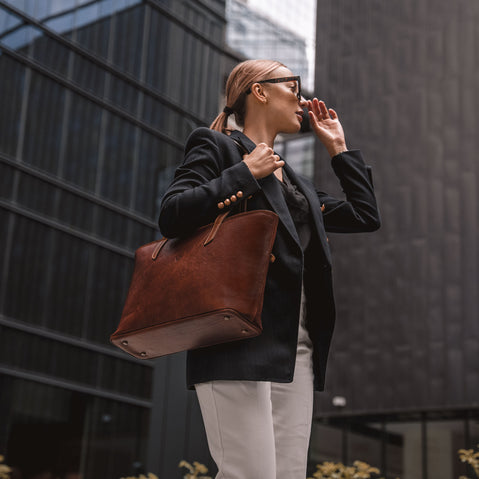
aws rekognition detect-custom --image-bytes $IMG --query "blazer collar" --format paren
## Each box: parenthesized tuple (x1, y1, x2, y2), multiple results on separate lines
(229, 131, 301, 248)
(228, 130, 256, 155)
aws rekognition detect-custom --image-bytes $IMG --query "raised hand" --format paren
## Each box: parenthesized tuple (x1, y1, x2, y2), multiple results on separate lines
(242, 143, 285, 179)
(307, 98, 348, 157)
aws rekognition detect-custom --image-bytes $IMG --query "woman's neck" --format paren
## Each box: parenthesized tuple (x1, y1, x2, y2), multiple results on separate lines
(242, 123, 276, 148)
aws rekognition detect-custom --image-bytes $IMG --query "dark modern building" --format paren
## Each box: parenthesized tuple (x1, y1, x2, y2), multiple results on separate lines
(310, 1, 479, 478)
(2, 0, 478, 478)
(0, 0, 238, 477)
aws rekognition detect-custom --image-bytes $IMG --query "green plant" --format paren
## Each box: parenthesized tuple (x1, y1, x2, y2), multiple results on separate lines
(178, 460, 212, 479)
(458, 444, 479, 479)
(0, 455, 11, 479)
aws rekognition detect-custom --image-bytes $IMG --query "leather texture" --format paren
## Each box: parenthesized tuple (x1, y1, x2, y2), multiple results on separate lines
(110, 209, 278, 359)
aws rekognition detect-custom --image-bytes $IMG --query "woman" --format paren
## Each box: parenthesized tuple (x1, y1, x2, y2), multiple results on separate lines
(159, 59, 380, 479)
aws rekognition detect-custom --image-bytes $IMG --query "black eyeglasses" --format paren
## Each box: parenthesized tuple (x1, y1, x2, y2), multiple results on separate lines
(246, 76, 302, 101)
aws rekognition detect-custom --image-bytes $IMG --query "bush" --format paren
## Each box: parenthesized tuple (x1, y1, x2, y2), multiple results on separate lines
(307, 460, 393, 479)
(458, 445, 479, 479)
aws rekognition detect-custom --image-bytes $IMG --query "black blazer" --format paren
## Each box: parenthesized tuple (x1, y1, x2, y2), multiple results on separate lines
(159, 127, 380, 391)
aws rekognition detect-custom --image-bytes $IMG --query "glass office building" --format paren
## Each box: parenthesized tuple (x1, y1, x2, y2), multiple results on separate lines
(0, 0, 234, 477)
(226, 0, 309, 89)
(311, 0, 479, 478)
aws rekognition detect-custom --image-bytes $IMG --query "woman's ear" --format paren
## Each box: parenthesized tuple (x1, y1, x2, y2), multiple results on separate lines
(250, 83, 268, 104)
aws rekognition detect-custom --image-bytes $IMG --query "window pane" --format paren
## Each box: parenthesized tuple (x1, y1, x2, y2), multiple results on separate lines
(1, 376, 149, 478)
(0, 55, 25, 156)
(0, 6, 22, 34)
(309, 422, 343, 465)
(30, 29, 72, 79)
(85, 247, 132, 343)
(98, 112, 134, 206)
(22, 72, 66, 174)
(386, 422, 421, 479)
(427, 420, 470, 479)
(61, 95, 101, 190)
(348, 424, 382, 470)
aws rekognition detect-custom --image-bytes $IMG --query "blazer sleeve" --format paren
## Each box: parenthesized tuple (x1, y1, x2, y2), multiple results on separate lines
(319, 150, 381, 233)
(158, 128, 261, 238)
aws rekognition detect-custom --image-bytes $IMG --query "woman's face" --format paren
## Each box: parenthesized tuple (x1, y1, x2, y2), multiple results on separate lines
(261, 66, 306, 134)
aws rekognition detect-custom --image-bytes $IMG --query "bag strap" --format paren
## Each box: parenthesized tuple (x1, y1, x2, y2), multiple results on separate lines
(203, 211, 229, 246)
(155, 137, 253, 256)
(231, 137, 250, 213)
(152, 238, 168, 260)
(203, 137, 252, 246)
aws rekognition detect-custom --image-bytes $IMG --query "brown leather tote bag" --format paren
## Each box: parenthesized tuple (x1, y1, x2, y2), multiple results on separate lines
(110, 209, 278, 359)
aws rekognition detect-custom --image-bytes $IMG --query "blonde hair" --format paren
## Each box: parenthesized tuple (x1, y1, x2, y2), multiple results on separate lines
(210, 59, 285, 134)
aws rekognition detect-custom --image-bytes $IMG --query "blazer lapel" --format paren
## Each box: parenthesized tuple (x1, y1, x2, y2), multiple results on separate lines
(258, 174, 301, 248)
(283, 163, 332, 264)
(229, 131, 301, 248)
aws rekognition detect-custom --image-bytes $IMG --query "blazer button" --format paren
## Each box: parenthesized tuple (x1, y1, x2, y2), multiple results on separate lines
(224, 198, 231, 206)
(230, 195, 237, 202)
(237, 191, 243, 198)
(217, 202, 225, 209)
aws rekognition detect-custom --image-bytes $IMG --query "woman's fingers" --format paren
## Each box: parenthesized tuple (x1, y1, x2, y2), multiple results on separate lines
(311, 98, 322, 117)
(308, 110, 320, 129)
(242, 144, 284, 179)
(328, 108, 338, 120)
(273, 154, 285, 169)
(319, 100, 330, 118)
(308, 101, 347, 156)
(308, 98, 337, 121)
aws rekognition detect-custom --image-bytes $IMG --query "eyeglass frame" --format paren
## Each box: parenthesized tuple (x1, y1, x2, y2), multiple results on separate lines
(246, 76, 302, 101)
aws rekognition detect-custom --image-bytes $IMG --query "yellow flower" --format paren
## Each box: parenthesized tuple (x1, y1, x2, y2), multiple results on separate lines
(179, 460, 194, 473)
(307, 460, 391, 479)
(178, 460, 212, 479)
(193, 462, 208, 474)
(458, 445, 479, 477)
(0, 455, 11, 479)
(353, 460, 380, 474)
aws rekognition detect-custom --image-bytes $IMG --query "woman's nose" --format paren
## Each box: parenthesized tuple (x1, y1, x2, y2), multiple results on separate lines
(299, 96, 308, 107)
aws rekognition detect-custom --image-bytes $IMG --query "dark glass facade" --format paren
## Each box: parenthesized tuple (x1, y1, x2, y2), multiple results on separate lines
(0, 0, 236, 477)
(311, 0, 479, 477)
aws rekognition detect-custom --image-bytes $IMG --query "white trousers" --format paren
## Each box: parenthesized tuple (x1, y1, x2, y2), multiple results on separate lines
(195, 290, 314, 479)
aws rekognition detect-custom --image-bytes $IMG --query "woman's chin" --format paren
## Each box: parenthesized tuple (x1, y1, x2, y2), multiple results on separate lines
(280, 123, 302, 135)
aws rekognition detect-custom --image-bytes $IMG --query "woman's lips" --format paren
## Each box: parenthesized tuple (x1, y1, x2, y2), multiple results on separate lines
(296, 112, 303, 122)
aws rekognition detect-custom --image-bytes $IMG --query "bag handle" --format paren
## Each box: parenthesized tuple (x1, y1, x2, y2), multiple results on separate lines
(154, 137, 252, 257)
(232, 137, 250, 214)
(203, 211, 229, 246)
(203, 138, 251, 246)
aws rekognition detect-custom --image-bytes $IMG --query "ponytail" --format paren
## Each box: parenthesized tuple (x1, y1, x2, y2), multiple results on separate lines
(210, 111, 231, 134)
